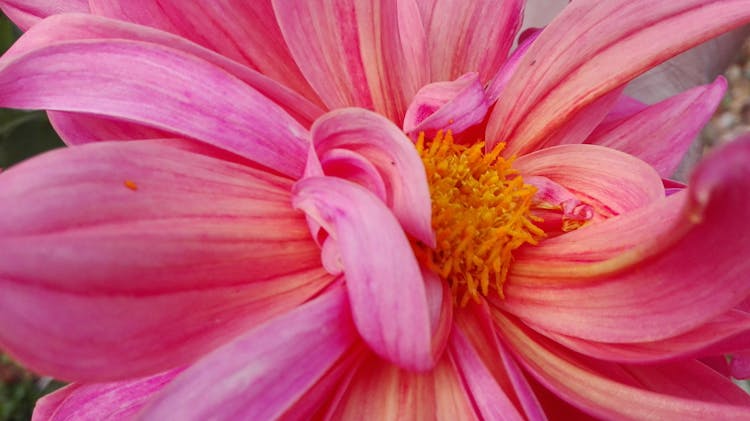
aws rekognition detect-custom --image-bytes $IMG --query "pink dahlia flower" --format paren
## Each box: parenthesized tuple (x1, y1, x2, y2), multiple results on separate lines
(1, 0, 750, 419)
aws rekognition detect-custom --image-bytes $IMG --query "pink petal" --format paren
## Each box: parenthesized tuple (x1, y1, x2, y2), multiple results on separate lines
(453, 304, 547, 421)
(450, 323, 526, 421)
(140, 284, 358, 420)
(0, 0, 90, 30)
(403, 72, 490, 138)
(519, 87, 622, 152)
(502, 137, 750, 343)
(525, 175, 594, 236)
(602, 94, 648, 123)
(587, 77, 727, 177)
(327, 353, 477, 419)
(33, 370, 180, 421)
(425, 0, 523, 83)
(0, 141, 329, 381)
(272, 0, 428, 123)
(537, 308, 750, 364)
(496, 313, 750, 420)
(730, 351, 750, 379)
(293, 176, 436, 370)
(514, 144, 664, 219)
(309, 108, 434, 246)
(48, 111, 171, 145)
(88, 0, 320, 104)
(488, 0, 750, 156)
(486, 28, 541, 104)
(0, 15, 312, 177)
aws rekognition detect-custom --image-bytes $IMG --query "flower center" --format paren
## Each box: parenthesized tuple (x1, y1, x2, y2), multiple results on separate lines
(414, 131, 545, 306)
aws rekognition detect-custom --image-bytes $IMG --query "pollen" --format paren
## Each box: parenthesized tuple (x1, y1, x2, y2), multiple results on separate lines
(124, 180, 138, 191)
(415, 131, 545, 306)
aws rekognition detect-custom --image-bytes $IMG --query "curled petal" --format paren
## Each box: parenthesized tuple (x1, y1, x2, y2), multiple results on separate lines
(503, 137, 750, 343)
(587, 77, 727, 177)
(0, 141, 327, 381)
(525, 175, 594, 235)
(293, 176, 436, 370)
(310, 108, 434, 246)
(403, 72, 490, 138)
(514, 144, 664, 219)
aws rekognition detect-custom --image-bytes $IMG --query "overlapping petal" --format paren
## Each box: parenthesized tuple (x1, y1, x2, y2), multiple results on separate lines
(140, 285, 358, 420)
(0, 14, 313, 176)
(502, 137, 750, 343)
(403, 72, 489, 138)
(424, 0, 523, 83)
(587, 77, 727, 177)
(326, 353, 477, 419)
(272, 0, 428, 122)
(496, 313, 750, 420)
(488, 0, 750, 155)
(0, 0, 89, 30)
(88, 0, 320, 104)
(514, 144, 664, 219)
(0, 141, 328, 381)
(538, 308, 750, 364)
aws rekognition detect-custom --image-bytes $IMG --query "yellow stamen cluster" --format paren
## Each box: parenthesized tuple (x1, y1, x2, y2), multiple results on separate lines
(415, 131, 545, 306)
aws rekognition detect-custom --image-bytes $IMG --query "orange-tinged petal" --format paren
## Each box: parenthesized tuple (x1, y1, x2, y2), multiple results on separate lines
(501, 137, 750, 343)
(488, 0, 750, 155)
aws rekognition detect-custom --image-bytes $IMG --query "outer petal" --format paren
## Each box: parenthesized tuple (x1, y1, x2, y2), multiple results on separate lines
(88, 0, 320, 104)
(488, 0, 750, 155)
(0, 0, 90, 30)
(32, 370, 180, 421)
(501, 137, 750, 343)
(538, 308, 750, 364)
(403, 72, 489, 138)
(0, 15, 310, 177)
(272, 0, 428, 123)
(310, 108, 434, 245)
(327, 353, 478, 420)
(425, 0, 523, 83)
(140, 285, 358, 420)
(587, 77, 727, 177)
(496, 314, 750, 420)
(513, 144, 664, 219)
(293, 177, 436, 370)
(0, 141, 328, 381)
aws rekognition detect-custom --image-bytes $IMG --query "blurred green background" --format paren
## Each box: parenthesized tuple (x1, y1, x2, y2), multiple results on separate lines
(0, 14, 65, 421)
